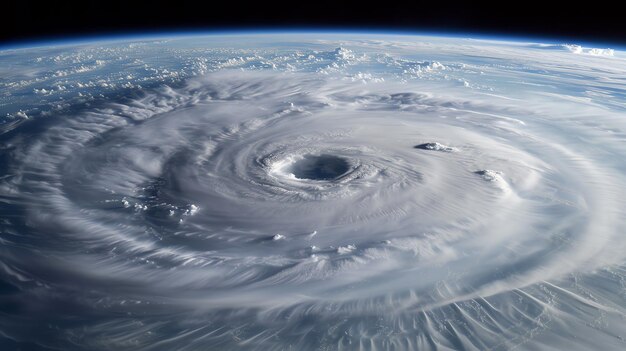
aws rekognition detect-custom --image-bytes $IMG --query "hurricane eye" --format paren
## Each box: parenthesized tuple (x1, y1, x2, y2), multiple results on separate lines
(289, 154, 350, 180)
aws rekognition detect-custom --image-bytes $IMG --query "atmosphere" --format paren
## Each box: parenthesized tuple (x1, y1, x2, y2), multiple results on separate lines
(3, 1, 626, 45)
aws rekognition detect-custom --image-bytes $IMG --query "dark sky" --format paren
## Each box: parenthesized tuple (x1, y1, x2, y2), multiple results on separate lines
(3, 1, 626, 46)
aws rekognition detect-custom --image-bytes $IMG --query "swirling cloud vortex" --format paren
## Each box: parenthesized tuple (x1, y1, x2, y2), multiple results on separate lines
(0, 34, 625, 350)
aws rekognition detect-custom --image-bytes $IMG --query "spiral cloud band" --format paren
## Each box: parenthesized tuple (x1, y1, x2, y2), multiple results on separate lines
(0, 34, 625, 350)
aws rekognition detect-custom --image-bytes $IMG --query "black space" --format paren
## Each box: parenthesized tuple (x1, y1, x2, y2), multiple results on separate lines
(3, 1, 626, 46)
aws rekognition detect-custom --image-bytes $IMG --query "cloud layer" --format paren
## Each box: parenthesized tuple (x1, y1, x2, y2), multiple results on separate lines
(0, 34, 625, 350)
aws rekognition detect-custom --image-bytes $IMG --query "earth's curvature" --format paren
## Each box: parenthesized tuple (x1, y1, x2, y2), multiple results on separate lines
(0, 33, 625, 350)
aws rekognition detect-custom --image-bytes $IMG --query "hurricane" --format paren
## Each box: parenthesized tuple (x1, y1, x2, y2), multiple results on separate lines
(0, 33, 625, 350)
